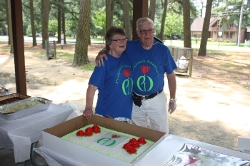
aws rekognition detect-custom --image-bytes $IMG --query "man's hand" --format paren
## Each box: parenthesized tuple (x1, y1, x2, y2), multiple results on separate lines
(95, 49, 108, 66)
(168, 100, 176, 114)
(167, 72, 176, 114)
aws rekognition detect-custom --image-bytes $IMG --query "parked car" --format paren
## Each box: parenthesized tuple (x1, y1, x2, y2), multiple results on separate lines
(28, 33, 41, 37)
(165, 34, 181, 40)
(172, 35, 178, 40)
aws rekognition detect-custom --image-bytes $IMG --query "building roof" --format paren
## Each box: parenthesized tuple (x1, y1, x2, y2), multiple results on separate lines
(191, 17, 221, 32)
(191, 18, 204, 31)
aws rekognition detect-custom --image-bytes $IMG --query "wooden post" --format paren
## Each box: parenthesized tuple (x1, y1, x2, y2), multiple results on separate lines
(132, 0, 148, 40)
(11, 0, 27, 95)
(189, 48, 193, 77)
(53, 41, 56, 59)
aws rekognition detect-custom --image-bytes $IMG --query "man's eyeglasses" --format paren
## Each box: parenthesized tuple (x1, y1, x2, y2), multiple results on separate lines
(112, 38, 128, 43)
(139, 29, 154, 34)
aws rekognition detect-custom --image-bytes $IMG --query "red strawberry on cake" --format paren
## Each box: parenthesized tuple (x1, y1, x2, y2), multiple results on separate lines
(138, 137, 146, 144)
(123, 142, 132, 150)
(85, 127, 93, 132)
(127, 146, 137, 154)
(92, 124, 100, 129)
(129, 138, 137, 143)
(76, 130, 85, 137)
(85, 127, 93, 136)
(92, 124, 101, 133)
(131, 141, 140, 149)
(92, 127, 100, 133)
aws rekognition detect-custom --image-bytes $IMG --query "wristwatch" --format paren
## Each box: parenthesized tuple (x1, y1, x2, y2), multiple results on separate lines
(170, 98, 177, 102)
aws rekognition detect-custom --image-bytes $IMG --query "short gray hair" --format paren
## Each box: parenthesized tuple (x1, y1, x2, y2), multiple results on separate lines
(136, 17, 155, 30)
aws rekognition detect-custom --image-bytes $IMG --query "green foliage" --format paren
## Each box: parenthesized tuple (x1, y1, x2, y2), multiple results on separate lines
(218, 38, 224, 42)
(91, 9, 106, 38)
(207, 38, 212, 42)
(189, 1, 199, 19)
(0, 47, 10, 53)
(63, 1, 80, 37)
(54, 50, 95, 71)
(164, 12, 183, 36)
(22, 0, 42, 35)
(49, 20, 58, 34)
(154, 18, 162, 37)
(211, 0, 250, 29)
(80, 63, 95, 71)
(112, 0, 133, 27)
(57, 52, 74, 62)
(0, 1, 7, 35)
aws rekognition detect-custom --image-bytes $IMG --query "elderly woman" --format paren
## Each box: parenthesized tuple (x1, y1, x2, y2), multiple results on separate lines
(83, 26, 133, 123)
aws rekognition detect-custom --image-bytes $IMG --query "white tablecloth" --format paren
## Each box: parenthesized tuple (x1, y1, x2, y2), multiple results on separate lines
(0, 103, 77, 163)
(35, 134, 250, 166)
(35, 147, 85, 166)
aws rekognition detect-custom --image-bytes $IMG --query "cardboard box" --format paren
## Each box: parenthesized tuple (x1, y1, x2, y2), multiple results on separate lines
(42, 115, 165, 166)
(238, 136, 250, 154)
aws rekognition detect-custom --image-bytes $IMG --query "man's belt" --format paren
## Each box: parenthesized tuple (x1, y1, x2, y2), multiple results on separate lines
(133, 89, 163, 100)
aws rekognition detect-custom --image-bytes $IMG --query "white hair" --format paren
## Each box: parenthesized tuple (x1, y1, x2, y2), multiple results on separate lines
(136, 17, 155, 30)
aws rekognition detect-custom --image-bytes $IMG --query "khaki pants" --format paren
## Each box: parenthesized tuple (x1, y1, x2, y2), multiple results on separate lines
(132, 92, 169, 133)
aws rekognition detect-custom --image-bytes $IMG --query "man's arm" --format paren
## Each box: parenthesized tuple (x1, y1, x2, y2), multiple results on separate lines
(167, 72, 177, 114)
(83, 84, 98, 120)
(95, 48, 108, 66)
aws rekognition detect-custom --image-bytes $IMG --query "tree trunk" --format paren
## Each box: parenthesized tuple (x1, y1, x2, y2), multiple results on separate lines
(57, 0, 62, 43)
(123, 0, 132, 40)
(6, 0, 10, 45)
(73, 0, 91, 66)
(62, 0, 66, 44)
(159, 0, 168, 41)
(41, 0, 50, 49)
(148, 0, 156, 21)
(29, 0, 37, 46)
(6, 0, 14, 53)
(183, 0, 191, 48)
(198, 0, 213, 56)
(106, 0, 114, 31)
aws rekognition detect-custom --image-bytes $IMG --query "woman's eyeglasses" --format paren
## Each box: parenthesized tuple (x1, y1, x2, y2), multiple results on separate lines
(112, 38, 128, 43)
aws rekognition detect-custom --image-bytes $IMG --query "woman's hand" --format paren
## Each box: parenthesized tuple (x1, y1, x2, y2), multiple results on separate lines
(83, 108, 93, 120)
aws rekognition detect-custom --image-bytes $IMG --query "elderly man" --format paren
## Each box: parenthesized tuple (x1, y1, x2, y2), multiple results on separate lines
(97, 17, 177, 133)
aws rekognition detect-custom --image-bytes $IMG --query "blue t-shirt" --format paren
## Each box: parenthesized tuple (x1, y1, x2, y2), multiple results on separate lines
(125, 40, 177, 95)
(89, 52, 133, 119)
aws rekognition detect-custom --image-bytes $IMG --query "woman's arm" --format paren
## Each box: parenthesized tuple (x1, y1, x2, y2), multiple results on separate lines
(83, 84, 98, 120)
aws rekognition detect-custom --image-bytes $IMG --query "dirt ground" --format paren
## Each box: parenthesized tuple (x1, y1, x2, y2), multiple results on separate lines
(0, 43, 250, 153)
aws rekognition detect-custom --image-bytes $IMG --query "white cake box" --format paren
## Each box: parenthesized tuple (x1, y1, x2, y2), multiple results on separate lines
(41, 115, 166, 166)
(238, 136, 250, 154)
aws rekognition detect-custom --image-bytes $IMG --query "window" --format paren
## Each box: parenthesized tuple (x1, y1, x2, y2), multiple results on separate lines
(246, 33, 250, 40)
(226, 33, 232, 38)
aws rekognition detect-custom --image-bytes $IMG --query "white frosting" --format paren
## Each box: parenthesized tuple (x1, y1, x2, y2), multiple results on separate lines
(61, 124, 154, 163)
